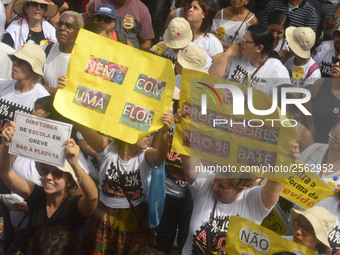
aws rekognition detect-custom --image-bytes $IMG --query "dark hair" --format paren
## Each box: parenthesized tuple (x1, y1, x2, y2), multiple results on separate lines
(187, 0, 212, 35)
(26, 225, 76, 255)
(248, 24, 274, 57)
(267, 10, 290, 30)
(83, 23, 105, 35)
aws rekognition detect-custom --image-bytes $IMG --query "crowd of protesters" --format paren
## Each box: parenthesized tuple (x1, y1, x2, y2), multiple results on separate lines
(0, 0, 340, 254)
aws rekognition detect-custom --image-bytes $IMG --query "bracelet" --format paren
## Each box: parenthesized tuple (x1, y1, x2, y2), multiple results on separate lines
(76, 175, 86, 184)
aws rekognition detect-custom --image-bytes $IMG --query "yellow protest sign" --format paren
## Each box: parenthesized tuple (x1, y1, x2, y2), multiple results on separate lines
(273, 163, 334, 209)
(54, 29, 175, 144)
(226, 216, 317, 255)
(172, 69, 297, 178)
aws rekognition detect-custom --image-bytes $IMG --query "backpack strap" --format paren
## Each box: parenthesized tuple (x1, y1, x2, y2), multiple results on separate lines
(113, 30, 127, 45)
(44, 44, 53, 58)
(305, 62, 319, 79)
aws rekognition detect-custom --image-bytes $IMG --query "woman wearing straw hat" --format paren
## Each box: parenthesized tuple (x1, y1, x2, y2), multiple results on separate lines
(1, 0, 57, 50)
(0, 43, 49, 133)
(0, 121, 98, 253)
(288, 207, 336, 254)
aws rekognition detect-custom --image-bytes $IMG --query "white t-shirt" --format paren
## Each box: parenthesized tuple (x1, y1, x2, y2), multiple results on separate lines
(284, 56, 321, 87)
(317, 196, 340, 255)
(43, 43, 71, 88)
(0, 42, 14, 80)
(313, 47, 335, 77)
(98, 141, 151, 208)
(312, 40, 333, 58)
(211, 18, 251, 44)
(150, 41, 178, 63)
(0, 2, 5, 40)
(0, 80, 49, 131)
(182, 171, 271, 255)
(274, 37, 289, 52)
(299, 143, 340, 183)
(225, 55, 290, 95)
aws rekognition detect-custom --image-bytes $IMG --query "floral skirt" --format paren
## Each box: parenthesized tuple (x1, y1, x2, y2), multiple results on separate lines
(83, 201, 154, 255)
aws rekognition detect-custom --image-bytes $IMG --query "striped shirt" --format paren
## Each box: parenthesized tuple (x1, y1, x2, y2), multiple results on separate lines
(261, 0, 317, 31)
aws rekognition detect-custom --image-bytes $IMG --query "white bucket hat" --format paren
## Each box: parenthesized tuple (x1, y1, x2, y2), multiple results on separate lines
(177, 45, 207, 73)
(291, 206, 336, 248)
(163, 17, 193, 49)
(13, 0, 58, 18)
(286, 26, 315, 58)
(8, 43, 46, 76)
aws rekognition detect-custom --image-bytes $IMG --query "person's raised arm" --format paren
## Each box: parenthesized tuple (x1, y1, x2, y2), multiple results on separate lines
(145, 113, 174, 167)
(0, 122, 35, 200)
(64, 138, 98, 218)
(208, 41, 240, 78)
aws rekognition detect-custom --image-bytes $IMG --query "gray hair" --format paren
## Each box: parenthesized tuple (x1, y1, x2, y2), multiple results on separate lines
(60, 11, 84, 28)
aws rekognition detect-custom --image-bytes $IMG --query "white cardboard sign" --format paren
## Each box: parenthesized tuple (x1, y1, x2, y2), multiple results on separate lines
(9, 112, 73, 167)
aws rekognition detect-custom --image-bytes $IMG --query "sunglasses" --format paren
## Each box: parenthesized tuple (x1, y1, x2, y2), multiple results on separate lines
(94, 15, 114, 24)
(292, 219, 314, 236)
(27, 2, 48, 10)
(242, 36, 256, 44)
(332, 56, 340, 65)
(56, 21, 80, 32)
(329, 128, 340, 146)
(38, 167, 65, 180)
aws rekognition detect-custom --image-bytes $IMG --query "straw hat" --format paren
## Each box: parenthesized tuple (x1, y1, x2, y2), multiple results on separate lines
(285, 26, 315, 59)
(163, 17, 193, 49)
(13, 0, 58, 18)
(8, 43, 46, 76)
(57, 160, 78, 185)
(177, 45, 207, 73)
(290, 207, 336, 248)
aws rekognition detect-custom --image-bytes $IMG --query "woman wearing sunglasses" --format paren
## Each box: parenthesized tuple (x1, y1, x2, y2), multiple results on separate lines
(0, 121, 98, 253)
(2, 0, 57, 50)
(209, 23, 290, 95)
(286, 207, 335, 254)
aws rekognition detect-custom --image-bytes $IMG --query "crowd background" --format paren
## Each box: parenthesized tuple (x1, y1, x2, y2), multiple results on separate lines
(0, 0, 340, 254)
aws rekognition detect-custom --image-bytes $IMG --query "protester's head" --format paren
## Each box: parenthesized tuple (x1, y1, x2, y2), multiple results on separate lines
(84, 23, 107, 37)
(57, 11, 84, 46)
(14, 0, 57, 19)
(290, 207, 335, 252)
(163, 17, 193, 50)
(93, 3, 116, 35)
(8, 43, 45, 82)
(231, 0, 249, 8)
(176, 45, 207, 74)
(333, 25, 340, 53)
(212, 175, 256, 203)
(285, 27, 315, 59)
(331, 53, 340, 78)
(267, 11, 290, 47)
(240, 24, 274, 59)
(26, 225, 76, 255)
(186, 0, 211, 35)
(328, 118, 340, 151)
(35, 161, 78, 197)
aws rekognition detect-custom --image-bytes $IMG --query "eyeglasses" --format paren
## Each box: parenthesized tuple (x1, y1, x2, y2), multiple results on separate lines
(332, 56, 340, 65)
(27, 2, 48, 10)
(56, 21, 81, 32)
(292, 219, 314, 236)
(329, 128, 340, 146)
(94, 15, 114, 24)
(38, 167, 65, 180)
(242, 36, 256, 44)
(10, 56, 27, 66)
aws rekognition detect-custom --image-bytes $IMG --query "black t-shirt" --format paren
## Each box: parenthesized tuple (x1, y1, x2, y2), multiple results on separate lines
(2, 29, 46, 48)
(26, 185, 86, 237)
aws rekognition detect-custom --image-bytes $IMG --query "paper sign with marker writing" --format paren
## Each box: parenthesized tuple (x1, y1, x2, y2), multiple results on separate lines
(172, 69, 297, 178)
(273, 163, 334, 209)
(9, 112, 72, 167)
(54, 29, 175, 144)
(226, 216, 317, 255)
